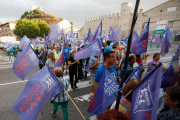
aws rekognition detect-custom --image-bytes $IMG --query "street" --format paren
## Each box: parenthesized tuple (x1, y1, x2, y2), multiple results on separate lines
(0, 46, 179, 120)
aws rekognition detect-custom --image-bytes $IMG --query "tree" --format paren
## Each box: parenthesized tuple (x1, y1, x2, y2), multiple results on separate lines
(14, 19, 50, 38)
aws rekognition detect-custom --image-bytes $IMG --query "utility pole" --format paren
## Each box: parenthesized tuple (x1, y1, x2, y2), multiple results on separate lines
(115, 0, 140, 110)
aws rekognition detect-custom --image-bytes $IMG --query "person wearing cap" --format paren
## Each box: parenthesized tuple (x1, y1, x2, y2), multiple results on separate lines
(46, 50, 58, 70)
(54, 44, 61, 59)
(38, 46, 47, 69)
(68, 49, 79, 90)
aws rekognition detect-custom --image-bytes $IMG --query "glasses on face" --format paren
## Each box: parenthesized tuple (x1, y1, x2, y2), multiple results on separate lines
(163, 94, 171, 98)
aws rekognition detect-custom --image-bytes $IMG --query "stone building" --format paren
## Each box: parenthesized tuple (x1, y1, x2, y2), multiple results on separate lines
(0, 21, 17, 37)
(79, 0, 180, 42)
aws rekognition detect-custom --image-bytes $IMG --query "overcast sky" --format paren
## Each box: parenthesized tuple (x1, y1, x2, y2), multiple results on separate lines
(0, 0, 169, 28)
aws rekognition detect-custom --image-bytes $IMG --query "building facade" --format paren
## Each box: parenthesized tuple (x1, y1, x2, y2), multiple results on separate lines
(0, 21, 17, 37)
(79, 0, 180, 42)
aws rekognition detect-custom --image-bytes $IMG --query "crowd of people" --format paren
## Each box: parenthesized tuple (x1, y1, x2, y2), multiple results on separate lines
(33, 40, 180, 120)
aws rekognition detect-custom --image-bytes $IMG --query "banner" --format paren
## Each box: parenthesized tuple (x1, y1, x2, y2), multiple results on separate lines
(12, 65, 64, 120)
(74, 40, 103, 60)
(115, 26, 121, 41)
(109, 27, 116, 42)
(49, 24, 60, 41)
(91, 21, 102, 42)
(131, 63, 162, 120)
(12, 45, 39, 80)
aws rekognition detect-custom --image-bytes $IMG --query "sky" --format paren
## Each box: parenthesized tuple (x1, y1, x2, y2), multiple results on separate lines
(0, 0, 169, 28)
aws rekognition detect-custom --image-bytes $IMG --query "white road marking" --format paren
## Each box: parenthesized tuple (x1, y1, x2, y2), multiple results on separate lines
(0, 74, 90, 87)
(89, 115, 97, 120)
(73, 93, 92, 102)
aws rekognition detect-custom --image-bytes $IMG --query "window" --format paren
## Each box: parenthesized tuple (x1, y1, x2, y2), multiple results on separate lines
(168, 21, 174, 28)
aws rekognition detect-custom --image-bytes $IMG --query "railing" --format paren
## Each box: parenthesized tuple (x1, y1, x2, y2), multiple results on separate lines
(0, 52, 16, 63)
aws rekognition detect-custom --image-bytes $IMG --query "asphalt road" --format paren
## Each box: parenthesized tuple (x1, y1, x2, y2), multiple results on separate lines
(0, 46, 179, 120)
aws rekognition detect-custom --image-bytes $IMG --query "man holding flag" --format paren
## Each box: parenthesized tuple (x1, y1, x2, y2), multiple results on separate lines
(94, 51, 121, 119)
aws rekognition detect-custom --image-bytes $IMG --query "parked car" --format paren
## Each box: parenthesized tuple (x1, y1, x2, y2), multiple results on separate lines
(7, 44, 22, 56)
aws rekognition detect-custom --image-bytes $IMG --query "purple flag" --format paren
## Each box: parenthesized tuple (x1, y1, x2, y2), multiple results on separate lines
(136, 18, 150, 54)
(131, 63, 162, 120)
(54, 45, 65, 67)
(109, 27, 116, 42)
(60, 27, 64, 36)
(32, 39, 37, 47)
(161, 44, 180, 87)
(49, 24, 60, 41)
(36, 37, 41, 45)
(87, 67, 119, 116)
(4, 40, 9, 48)
(102, 31, 109, 41)
(160, 28, 172, 57)
(74, 40, 103, 60)
(45, 30, 52, 44)
(151, 35, 161, 45)
(19, 36, 31, 50)
(11, 64, 64, 120)
(12, 45, 39, 80)
(91, 21, 102, 42)
(115, 26, 121, 41)
(85, 61, 90, 73)
(125, 62, 143, 84)
(130, 32, 140, 54)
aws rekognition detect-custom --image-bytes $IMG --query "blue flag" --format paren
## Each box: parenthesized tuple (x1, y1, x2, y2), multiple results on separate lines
(136, 18, 150, 54)
(74, 40, 103, 60)
(4, 40, 9, 48)
(131, 32, 140, 54)
(102, 31, 109, 41)
(36, 37, 41, 45)
(45, 30, 52, 44)
(85, 61, 90, 73)
(87, 29, 93, 43)
(49, 24, 60, 41)
(32, 39, 37, 47)
(131, 63, 162, 120)
(80, 28, 91, 47)
(11, 64, 64, 120)
(12, 45, 39, 80)
(160, 28, 172, 57)
(87, 67, 119, 116)
(161, 44, 180, 88)
(125, 62, 143, 84)
(91, 21, 102, 42)
(19, 36, 31, 50)
(54, 44, 65, 67)
(151, 35, 161, 45)
(109, 27, 116, 42)
(115, 26, 121, 41)
(60, 27, 64, 36)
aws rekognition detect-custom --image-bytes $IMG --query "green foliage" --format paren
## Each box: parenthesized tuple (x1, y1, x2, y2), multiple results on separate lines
(13, 19, 50, 38)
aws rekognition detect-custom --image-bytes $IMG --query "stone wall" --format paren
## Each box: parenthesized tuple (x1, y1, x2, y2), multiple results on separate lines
(79, 0, 180, 43)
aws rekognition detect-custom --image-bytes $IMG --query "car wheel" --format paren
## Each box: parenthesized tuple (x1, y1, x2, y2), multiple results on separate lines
(10, 51, 14, 56)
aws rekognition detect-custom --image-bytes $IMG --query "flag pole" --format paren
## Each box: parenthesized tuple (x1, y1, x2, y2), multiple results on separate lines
(63, 89, 85, 120)
(115, 0, 140, 110)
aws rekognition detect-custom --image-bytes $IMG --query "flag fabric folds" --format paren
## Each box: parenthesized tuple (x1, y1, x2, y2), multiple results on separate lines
(3, 40, 9, 48)
(161, 44, 180, 88)
(136, 18, 150, 54)
(131, 63, 162, 120)
(102, 31, 109, 41)
(160, 28, 172, 57)
(91, 21, 102, 42)
(87, 67, 119, 116)
(109, 27, 116, 42)
(54, 44, 65, 67)
(12, 45, 39, 80)
(151, 35, 162, 45)
(49, 24, 60, 41)
(32, 39, 37, 47)
(74, 40, 103, 60)
(19, 36, 31, 50)
(11, 64, 64, 120)
(124, 62, 143, 84)
(115, 26, 121, 41)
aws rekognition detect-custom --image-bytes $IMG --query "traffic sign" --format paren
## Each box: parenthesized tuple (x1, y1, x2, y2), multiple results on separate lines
(154, 30, 165, 34)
